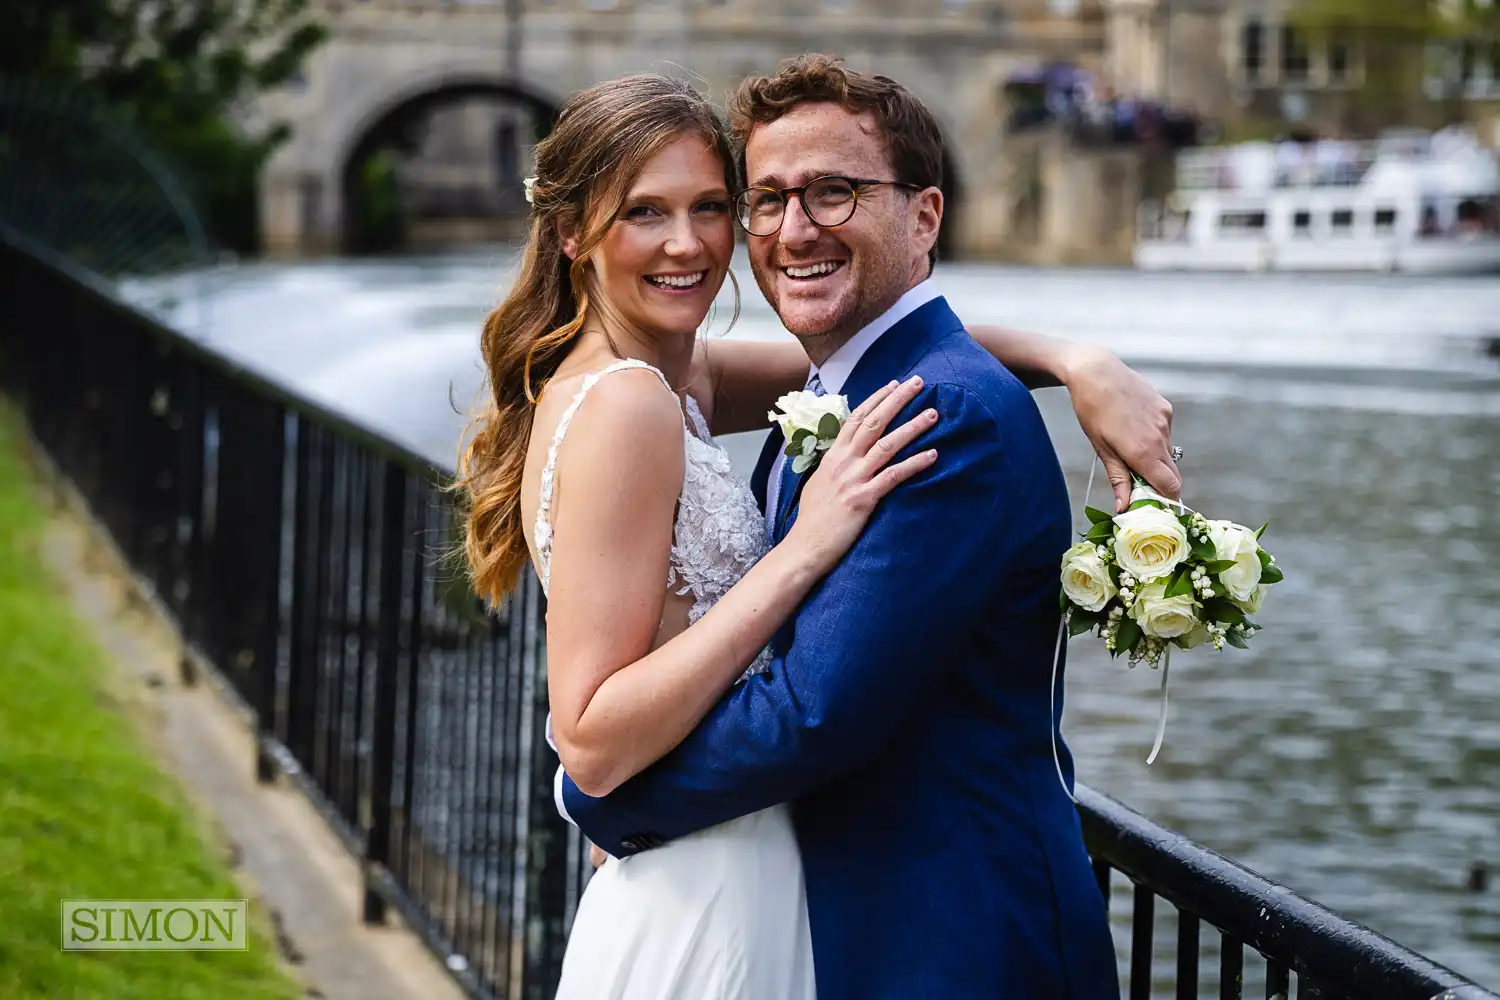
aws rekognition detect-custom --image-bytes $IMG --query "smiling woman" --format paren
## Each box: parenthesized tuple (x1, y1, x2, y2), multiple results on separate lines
(582, 134, 734, 340)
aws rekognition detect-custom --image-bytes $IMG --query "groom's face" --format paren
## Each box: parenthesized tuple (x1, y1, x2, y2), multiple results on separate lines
(742, 102, 930, 356)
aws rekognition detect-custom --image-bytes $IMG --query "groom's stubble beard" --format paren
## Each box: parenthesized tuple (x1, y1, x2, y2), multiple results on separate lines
(749, 212, 924, 366)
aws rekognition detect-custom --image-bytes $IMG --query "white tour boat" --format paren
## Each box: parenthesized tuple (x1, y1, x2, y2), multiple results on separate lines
(1135, 128, 1500, 274)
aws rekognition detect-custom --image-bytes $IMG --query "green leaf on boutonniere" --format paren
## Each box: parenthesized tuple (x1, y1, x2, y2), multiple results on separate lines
(1113, 617, 1143, 657)
(784, 428, 814, 457)
(1191, 536, 1217, 562)
(1225, 629, 1250, 650)
(1084, 506, 1114, 525)
(1129, 498, 1165, 511)
(817, 412, 842, 440)
(791, 453, 816, 475)
(1164, 566, 1194, 599)
(1259, 558, 1284, 585)
(1202, 558, 1238, 575)
(1256, 521, 1269, 539)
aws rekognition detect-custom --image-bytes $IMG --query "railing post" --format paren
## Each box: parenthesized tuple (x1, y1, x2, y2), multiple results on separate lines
(363, 461, 406, 924)
(255, 403, 287, 784)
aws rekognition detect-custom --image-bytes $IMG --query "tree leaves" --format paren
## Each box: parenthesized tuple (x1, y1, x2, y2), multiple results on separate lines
(4, 0, 330, 251)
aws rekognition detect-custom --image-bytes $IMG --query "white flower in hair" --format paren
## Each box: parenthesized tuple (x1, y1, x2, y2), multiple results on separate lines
(523, 176, 537, 205)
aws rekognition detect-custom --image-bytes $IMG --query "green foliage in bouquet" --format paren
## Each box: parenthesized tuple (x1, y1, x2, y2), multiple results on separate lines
(1060, 479, 1284, 668)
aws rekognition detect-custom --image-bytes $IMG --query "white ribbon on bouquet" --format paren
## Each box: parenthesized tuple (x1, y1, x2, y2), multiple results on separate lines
(1050, 463, 1194, 804)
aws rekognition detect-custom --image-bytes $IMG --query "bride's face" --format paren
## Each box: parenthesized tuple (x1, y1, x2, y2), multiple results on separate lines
(588, 133, 734, 339)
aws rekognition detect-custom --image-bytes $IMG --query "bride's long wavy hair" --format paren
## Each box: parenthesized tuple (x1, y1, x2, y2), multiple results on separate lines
(454, 75, 737, 606)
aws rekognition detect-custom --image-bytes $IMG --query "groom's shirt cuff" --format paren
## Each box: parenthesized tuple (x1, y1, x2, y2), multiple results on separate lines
(554, 765, 575, 826)
(544, 713, 577, 827)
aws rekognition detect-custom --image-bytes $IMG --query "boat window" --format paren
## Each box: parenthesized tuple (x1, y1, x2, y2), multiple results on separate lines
(1292, 210, 1313, 235)
(1219, 210, 1267, 233)
(1374, 208, 1398, 231)
(1456, 197, 1499, 234)
(1281, 25, 1311, 84)
(1331, 208, 1354, 232)
(1242, 18, 1265, 85)
(1328, 31, 1354, 84)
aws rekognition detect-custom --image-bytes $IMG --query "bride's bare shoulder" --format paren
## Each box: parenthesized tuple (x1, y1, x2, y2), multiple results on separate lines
(536, 365, 684, 479)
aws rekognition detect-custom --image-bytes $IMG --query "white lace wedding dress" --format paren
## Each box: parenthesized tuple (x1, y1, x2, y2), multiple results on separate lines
(536, 359, 817, 1000)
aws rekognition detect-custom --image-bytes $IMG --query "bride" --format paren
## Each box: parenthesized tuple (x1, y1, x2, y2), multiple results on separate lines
(455, 74, 1174, 1000)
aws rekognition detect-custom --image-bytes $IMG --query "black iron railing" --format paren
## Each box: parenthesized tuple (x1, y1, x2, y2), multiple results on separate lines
(2, 232, 1496, 1000)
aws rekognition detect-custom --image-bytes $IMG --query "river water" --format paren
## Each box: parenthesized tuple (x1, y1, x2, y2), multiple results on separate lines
(160, 248, 1500, 988)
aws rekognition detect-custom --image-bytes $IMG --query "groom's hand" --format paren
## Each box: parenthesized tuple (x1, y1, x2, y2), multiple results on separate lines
(590, 843, 609, 868)
(1064, 345, 1179, 511)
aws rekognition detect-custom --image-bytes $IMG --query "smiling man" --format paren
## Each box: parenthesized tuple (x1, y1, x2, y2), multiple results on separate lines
(560, 54, 1122, 1000)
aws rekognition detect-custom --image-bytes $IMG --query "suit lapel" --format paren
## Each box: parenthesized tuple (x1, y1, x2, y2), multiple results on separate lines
(750, 425, 784, 518)
(775, 297, 960, 541)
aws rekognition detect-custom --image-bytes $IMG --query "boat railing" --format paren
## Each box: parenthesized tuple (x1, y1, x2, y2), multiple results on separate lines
(1175, 141, 1383, 192)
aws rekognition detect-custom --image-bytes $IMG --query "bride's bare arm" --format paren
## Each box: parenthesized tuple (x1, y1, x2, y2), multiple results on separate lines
(700, 327, 1178, 510)
(547, 372, 934, 798)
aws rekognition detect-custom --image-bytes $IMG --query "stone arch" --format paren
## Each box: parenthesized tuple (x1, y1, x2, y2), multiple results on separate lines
(335, 71, 564, 252)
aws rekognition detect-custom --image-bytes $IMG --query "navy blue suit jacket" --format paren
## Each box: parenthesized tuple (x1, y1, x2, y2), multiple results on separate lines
(562, 297, 1119, 999)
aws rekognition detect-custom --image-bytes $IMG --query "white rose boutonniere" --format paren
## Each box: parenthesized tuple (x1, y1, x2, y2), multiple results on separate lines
(768, 389, 851, 475)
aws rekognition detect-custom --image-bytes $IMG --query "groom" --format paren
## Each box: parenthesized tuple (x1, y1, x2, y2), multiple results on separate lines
(560, 55, 1120, 999)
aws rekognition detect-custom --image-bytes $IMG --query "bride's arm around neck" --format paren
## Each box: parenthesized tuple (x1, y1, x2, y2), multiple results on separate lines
(542, 367, 826, 797)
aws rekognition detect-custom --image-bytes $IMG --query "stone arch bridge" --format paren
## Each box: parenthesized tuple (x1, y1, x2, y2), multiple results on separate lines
(256, 0, 1105, 258)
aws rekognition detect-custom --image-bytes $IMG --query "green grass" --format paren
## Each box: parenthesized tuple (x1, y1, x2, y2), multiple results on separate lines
(0, 410, 302, 1000)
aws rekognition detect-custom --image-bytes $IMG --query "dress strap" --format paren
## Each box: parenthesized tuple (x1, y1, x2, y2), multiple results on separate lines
(534, 359, 677, 593)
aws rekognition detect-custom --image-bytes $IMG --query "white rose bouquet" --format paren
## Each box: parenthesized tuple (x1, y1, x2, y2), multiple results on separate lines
(1062, 476, 1283, 665)
(768, 389, 852, 474)
(1056, 473, 1285, 764)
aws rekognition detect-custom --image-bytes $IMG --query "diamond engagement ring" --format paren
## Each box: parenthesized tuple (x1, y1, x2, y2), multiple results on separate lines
(1170, 446, 1184, 462)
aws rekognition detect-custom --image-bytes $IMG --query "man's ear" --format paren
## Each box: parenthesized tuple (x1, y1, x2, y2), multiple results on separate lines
(911, 187, 944, 262)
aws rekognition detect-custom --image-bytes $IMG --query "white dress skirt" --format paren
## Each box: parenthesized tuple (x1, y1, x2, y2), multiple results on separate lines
(552, 805, 817, 1000)
(534, 360, 816, 1000)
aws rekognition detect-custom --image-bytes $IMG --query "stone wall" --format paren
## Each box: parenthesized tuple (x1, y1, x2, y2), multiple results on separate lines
(963, 128, 1168, 266)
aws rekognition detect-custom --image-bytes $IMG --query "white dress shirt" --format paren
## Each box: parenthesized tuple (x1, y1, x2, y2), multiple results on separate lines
(763, 279, 942, 537)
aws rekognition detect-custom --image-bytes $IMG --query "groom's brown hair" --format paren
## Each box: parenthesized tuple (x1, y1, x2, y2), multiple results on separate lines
(727, 53, 946, 266)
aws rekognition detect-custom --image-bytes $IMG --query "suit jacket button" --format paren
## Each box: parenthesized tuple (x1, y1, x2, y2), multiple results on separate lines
(620, 836, 642, 852)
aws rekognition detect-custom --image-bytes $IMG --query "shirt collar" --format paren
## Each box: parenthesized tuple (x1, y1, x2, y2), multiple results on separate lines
(812, 279, 942, 395)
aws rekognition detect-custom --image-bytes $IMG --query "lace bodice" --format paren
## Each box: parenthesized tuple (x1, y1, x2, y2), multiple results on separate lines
(535, 358, 772, 677)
